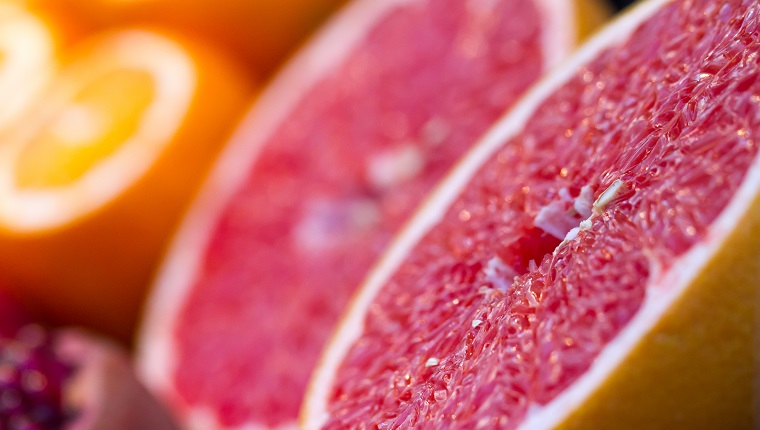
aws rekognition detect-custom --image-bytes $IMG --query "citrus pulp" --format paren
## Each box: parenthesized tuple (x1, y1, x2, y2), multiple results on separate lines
(304, 0, 760, 428)
(137, 0, 608, 428)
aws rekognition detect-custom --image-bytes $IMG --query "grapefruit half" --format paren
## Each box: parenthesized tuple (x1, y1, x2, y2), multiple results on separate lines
(304, 0, 760, 428)
(0, 27, 254, 343)
(136, 0, 608, 428)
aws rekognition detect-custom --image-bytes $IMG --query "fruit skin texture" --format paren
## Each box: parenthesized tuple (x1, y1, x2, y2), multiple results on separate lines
(57, 329, 180, 430)
(23, 0, 348, 78)
(0, 326, 72, 429)
(575, 0, 614, 38)
(556, 192, 760, 429)
(0, 28, 255, 344)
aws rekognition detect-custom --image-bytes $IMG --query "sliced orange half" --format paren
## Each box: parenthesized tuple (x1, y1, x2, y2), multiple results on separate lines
(0, 27, 254, 343)
(25, 0, 351, 77)
(304, 0, 760, 427)
(0, 1, 59, 131)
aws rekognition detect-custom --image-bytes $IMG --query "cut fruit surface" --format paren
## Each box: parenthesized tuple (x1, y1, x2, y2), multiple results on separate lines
(0, 1, 58, 131)
(0, 323, 180, 429)
(303, 0, 760, 428)
(136, 0, 607, 428)
(25, 0, 349, 77)
(0, 28, 254, 343)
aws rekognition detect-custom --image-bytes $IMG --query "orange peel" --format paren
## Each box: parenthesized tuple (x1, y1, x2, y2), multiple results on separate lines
(0, 27, 255, 343)
(25, 0, 350, 76)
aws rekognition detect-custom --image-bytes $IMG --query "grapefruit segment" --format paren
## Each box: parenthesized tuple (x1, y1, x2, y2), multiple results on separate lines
(137, 0, 606, 428)
(0, 28, 254, 342)
(304, 0, 760, 428)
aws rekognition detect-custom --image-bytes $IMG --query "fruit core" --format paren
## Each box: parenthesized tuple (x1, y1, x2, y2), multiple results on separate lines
(16, 69, 155, 189)
(325, 1, 760, 428)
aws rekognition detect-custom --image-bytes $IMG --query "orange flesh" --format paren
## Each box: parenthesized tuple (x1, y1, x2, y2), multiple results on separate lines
(0, 16, 256, 342)
(325, 0, 760, 427)
(15, 69, 154, 188)
(24, 0, 348, 76)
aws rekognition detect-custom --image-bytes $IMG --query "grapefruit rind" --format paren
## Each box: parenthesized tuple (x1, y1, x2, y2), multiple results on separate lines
(135, 0, 585, 428)
(303, 0, 757, 427)
(537, 181, 760, 428)
(0, 29, 195, 232)
(0, 2, 57, 131)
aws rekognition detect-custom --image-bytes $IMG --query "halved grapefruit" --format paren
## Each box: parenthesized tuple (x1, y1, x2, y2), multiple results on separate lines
(136, 0, 608, 428)
(0, 27, 254, 343)
(303, 0, 760, 428)
(24, 0, 350, 77)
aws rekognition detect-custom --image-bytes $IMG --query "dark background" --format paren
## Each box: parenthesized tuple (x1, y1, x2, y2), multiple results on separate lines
(609, 0, 636, 11)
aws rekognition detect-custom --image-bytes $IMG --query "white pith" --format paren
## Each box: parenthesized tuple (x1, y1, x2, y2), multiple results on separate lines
(300, 0, 718, 428)
(134, 0, 577, 429)
(0, 3, 56, 131)
(0, 29, 195, 231)
(535, 0, 574, 71)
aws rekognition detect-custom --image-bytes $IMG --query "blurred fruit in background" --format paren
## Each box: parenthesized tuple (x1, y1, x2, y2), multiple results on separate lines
(21, 0, 349, 79)
(0, 319, 180, 428)
(56, 328, 180, 429)
(0, 26, 255, 345)
(0, 1, 61, 131)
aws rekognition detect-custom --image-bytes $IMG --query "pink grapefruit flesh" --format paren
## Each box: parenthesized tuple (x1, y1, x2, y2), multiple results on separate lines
(305, 0, 760, 428)
(137, 0, 593, 428)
